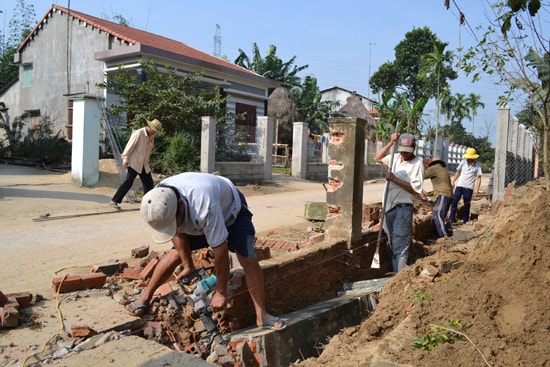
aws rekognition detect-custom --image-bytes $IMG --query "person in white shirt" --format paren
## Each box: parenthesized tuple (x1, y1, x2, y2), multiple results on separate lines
(110, 118, 162, 209)
(374, 133, 424, 272)
(125, 172, 287, 331)
(447, 148, 483, 225)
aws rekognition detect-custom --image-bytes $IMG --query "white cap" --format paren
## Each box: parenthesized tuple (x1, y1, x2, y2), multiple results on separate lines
(140, 187, 178, 243)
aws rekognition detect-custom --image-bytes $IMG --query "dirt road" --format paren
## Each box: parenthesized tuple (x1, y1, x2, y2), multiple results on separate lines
(0, 162, 401, 295)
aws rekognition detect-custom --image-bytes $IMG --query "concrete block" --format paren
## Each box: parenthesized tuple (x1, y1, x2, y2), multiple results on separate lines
(452, 228, 473, 243)
(304, 201, 328, 221)
(229, 293, 371, 367)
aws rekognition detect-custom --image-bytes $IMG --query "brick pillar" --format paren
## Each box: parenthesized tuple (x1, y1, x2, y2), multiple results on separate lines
(325, 117, 366, 245)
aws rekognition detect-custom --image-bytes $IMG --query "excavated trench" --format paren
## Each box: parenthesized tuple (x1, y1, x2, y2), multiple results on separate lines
(122, 200, 452, 366)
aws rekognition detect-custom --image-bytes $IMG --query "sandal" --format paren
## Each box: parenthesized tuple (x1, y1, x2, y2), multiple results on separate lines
(259, 316, 287, 331)
(125, 301, 147, 317)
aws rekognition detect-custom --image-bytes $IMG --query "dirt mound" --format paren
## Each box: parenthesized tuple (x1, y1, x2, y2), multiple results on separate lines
(294, 180, 550, 367)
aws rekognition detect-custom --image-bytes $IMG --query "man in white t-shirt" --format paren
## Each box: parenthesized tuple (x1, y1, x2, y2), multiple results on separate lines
(374, 133, 424, 272)
(447, 148, 483, 225)
(124, 172, 286, 331)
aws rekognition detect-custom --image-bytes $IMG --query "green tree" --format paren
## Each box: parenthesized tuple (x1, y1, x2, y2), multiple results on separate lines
(97, 61, 232, 172)
(234, 43, 308, 91)
(370, 27, 458, 112)
(420, 39, 455, 155)
(466, 93, 485, 136)
(0, 0, 36, 90)
(291, 75, 338, 134)
(452, 1, 550, 183)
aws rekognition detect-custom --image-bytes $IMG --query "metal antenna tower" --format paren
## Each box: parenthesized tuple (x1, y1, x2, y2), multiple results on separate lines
(213, 24, 221, 57)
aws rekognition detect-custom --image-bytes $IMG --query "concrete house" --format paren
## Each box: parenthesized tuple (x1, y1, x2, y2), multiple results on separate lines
(320, 86, 378, 114)
(1, 4, 279, 142)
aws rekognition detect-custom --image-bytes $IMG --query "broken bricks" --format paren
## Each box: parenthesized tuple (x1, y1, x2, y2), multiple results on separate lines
(0, 290, 33, 328)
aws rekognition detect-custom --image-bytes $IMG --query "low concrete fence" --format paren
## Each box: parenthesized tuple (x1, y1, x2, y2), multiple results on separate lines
(214, 162, 264, 184)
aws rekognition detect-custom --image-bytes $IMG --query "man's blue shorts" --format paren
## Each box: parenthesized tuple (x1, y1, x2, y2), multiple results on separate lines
(186, 191, 257, 259)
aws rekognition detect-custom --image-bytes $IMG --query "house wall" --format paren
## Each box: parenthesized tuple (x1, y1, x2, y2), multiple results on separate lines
(321, 88, 377, 111)
(8, 10, 110, 138)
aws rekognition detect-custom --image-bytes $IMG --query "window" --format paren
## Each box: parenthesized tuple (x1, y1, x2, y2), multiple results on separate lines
(22, 64, 33, 87)
(235, 103, 257, 143)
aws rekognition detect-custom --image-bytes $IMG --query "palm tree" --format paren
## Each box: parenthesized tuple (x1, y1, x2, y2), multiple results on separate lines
(420, 40, 454, 156)
(466, 93, 485, 136)
(234, 43, 308, 90)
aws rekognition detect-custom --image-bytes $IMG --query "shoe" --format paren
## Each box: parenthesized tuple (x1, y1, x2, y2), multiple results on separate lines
(110, 201, 121, 210)
(258, 316, 287, 331)
(125, 301, 147, 317)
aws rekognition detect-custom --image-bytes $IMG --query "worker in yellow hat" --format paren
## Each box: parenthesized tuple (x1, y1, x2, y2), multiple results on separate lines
(447, 148, 482, 226)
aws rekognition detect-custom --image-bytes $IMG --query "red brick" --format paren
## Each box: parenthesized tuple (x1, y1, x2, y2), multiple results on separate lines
(81, 273, 107, 289)
(155, 282, 173, 298)
(140, 258, 159, 280)
(121, 267, 141, 280)
(0, 305, 19, 328)
(131, 245, 150, 258)
(71, 325, 97, 337)
(92, 262, 128, 276)
(0, 291, 8, 306)
(255, 247, 271, 261)
(6, 292, 32, 308)
(52, 275, 82, 293)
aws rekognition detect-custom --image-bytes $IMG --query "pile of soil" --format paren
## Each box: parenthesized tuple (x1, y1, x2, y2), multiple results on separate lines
(294, 180, 550, 367)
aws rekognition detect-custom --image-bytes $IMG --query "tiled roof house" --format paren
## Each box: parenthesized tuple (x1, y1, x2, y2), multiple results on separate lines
(1, 4, 279, 140)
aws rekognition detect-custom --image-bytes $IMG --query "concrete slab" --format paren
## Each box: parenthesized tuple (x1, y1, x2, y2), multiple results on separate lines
(452, 228, 474, 243)
(55, 289, 145, 334)
(228, 292, 373, 367)
(48, 335, 215, 366)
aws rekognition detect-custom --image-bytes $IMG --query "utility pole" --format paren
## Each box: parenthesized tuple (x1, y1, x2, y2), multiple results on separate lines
(368, 42, 376, 99)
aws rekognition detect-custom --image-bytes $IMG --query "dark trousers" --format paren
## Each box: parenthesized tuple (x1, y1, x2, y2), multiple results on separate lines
(448, 186, 473, 224)
(112, 166, 154, 203)
(434, 195, 452, 237)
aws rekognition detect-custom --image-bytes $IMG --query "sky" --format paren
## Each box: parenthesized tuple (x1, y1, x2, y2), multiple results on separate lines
(0, 0, 521, 143)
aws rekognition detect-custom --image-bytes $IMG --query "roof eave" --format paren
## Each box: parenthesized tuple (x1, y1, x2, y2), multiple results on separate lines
(96, 45, 280, 88)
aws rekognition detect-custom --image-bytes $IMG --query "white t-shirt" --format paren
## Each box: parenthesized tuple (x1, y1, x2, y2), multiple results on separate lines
(455, 159, 482, 189)
(381, 153, 424, 211)
(160, 172, 242, 248)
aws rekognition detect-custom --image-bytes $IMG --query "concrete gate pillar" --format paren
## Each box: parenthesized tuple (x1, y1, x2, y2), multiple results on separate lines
(200, 116, 216, 173)
(325, 117, 366, 245)
(257, 116, 274, 182)
(71, 96, 100, 187)
(291, 122, 308, 179)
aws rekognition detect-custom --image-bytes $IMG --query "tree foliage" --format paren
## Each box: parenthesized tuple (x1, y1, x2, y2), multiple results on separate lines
(453, 0, 549, 182)
(97, 61, 237, 172)
(291, 75, 339, 134)
(370, 27, 458, 109)
(0, 0, 36, 90)
(234, 43, 308, 91)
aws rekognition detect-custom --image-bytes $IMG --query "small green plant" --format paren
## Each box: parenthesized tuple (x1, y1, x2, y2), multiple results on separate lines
(412, 290, 433, 305)
(412, 318, 466, 351)
(483, 233, 493, 241)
